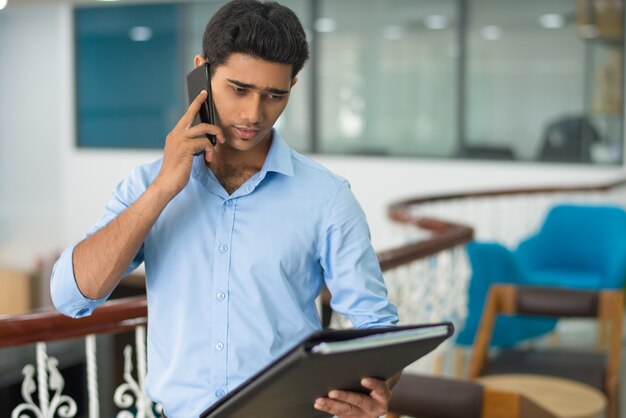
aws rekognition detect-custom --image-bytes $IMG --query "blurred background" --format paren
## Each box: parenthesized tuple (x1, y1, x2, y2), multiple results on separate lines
(0, 0, 625, 417)
(0, 0, 624, 270)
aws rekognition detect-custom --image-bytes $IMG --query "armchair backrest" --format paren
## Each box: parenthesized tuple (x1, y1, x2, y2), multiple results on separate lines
(516, 204, 626, 288)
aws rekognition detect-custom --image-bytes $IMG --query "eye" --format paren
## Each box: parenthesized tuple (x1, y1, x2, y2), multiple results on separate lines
(231, 87, 248, 96)
(265, 93, 286, 102)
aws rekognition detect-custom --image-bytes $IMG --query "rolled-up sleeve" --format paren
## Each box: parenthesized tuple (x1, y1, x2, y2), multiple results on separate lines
(319, 181, 399, 328)
(50, 243, 109, 318)
(50, 164, 153, 318)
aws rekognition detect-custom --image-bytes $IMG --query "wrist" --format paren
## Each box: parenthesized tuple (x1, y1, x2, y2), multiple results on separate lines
(148, 180, 179, 205)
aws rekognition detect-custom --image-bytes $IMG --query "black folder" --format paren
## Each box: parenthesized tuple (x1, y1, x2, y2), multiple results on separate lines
(199, 322, 453, 418)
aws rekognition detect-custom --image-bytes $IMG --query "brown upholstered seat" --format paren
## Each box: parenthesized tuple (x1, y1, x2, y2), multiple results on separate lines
(468, 285, 623, 418)
(387, 373, 556, 418)
(389, 373, 483, 418)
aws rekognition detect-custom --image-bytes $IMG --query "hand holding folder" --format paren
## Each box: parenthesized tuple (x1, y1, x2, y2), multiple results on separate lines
(200, 322, 453, 418)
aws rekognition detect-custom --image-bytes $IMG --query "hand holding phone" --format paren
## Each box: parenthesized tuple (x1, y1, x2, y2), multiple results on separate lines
(186, 62, 218, 146)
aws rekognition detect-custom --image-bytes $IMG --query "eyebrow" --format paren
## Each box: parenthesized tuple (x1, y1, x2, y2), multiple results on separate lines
(227, 78, 289, 95)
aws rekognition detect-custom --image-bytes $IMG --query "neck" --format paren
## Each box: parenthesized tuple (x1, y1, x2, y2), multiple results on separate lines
(207, 131, 273, 193)
(212, 132, 272, 170)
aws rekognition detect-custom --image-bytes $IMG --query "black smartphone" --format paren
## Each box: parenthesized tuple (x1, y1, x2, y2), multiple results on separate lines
(186, 62, 217, 146)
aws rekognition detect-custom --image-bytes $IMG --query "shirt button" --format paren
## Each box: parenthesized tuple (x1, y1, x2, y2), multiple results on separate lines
(216, 342, 224, 350)
(225, 200, 233, 207)
(216, 292, 226, 300)
(216, 390, 225, 398)
(219, 244, 228, 253)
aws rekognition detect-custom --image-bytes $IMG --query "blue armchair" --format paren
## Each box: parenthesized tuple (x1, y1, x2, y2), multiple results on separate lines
(456, 204, 626, 348)
(516, 204, 626, 289)
(456, 242, 557, 348)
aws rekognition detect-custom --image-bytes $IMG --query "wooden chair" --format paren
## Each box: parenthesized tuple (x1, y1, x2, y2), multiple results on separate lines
(386, 373, 555, 418)
(468, 284, 623, 418)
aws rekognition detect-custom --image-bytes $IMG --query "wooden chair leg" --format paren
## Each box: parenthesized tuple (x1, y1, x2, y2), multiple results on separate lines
(432, 353, 444, 375)
(606, 387, 618, 418)
(481, 388, 521, 418)
(454, 348, 466, 378)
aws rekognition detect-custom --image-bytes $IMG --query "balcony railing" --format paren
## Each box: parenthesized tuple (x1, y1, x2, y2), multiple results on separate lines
(2, 176, 625, 416)
(390, 179, 626, 246)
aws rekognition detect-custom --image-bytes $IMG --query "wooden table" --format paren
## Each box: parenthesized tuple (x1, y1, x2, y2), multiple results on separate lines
(475, 374, 607, 418)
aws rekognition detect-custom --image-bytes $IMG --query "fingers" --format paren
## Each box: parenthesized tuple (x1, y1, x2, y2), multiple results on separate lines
(156, 93, 221, 197)
(179, 90, 208, 128)
(204, 140, 216, 163)
(313, 378, 391, 418)
(314, 396, 358, 417)
(182, 137, 215, 156)
(361, 378, 391, 403)
(186, 123, 225, 143)
(313, 392, 381, 417)
(332, 390, 370, 409)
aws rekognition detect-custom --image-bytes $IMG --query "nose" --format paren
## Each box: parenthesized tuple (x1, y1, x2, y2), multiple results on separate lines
(240, 94, 264, 125)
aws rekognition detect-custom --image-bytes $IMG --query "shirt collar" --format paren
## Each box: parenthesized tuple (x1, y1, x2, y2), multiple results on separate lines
(260, 130, 294, 178)
(190, 129, 294, 192)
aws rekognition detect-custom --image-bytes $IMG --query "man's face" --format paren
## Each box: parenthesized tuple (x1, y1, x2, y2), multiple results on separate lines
(203, 53, 296, 153)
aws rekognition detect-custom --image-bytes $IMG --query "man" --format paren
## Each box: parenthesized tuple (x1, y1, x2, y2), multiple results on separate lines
(51, 1, 399, 417)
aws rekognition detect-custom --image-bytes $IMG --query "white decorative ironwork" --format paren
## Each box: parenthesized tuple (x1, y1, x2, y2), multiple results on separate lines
(328, 244, 471, 375)
(12, 342, 78, 418)
(114, 326, 162, 418)
(85, 334, 99, 418)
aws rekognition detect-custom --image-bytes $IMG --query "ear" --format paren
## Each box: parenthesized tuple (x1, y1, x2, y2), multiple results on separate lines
(290, 76, 299, 88)
(193, 54, 207, 68)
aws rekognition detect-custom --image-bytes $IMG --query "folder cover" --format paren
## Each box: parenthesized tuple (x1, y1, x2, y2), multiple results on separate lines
(199, 322, 453, 418)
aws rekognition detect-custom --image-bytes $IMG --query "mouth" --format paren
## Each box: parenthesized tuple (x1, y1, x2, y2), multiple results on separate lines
(233, 126, 261, 140)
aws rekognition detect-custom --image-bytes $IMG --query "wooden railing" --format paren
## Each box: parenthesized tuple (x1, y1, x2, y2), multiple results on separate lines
(0, 297, 153, 418)
(0, 296, 147, 349)
(377, 218, 473, 271)
(389, 177, 626, 246)
(2, 176, 626, 416)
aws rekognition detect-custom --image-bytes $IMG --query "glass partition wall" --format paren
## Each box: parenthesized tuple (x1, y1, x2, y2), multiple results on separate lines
(465, 0, 623, 163)
(316, 0, 458, 157)
(75, 0, 624, 164)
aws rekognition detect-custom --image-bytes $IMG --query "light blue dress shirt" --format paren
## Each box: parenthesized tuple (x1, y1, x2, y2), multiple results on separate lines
(51, 131, 398, 418)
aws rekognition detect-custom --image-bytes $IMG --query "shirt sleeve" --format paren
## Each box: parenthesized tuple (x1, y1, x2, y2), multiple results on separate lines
(318, 181, 399, 328)
(50, 166, 149, 318)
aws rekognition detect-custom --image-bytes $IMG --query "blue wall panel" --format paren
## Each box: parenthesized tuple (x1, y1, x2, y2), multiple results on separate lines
(76, 4, 183, 148)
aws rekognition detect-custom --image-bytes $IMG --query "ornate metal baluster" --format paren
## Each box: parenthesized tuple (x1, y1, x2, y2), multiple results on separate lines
(114, 326, 162, 418)
(37, 343, 49, 417)
(85, 334, 99, 418)
(114, 344, 142, 418)
(12, 342, 78, 418)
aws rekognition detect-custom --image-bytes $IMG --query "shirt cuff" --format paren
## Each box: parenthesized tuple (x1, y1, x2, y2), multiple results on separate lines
(50, 243, 108, 318)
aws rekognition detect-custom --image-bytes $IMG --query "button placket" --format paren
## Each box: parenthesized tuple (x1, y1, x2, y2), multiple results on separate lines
(210, 198, 236, 398)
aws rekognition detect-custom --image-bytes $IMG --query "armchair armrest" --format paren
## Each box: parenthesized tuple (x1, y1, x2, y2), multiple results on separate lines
(467, 242, 524, 285)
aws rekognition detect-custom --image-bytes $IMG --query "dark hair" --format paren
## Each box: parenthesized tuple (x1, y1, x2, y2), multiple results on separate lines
(202, 0, 309, 79)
